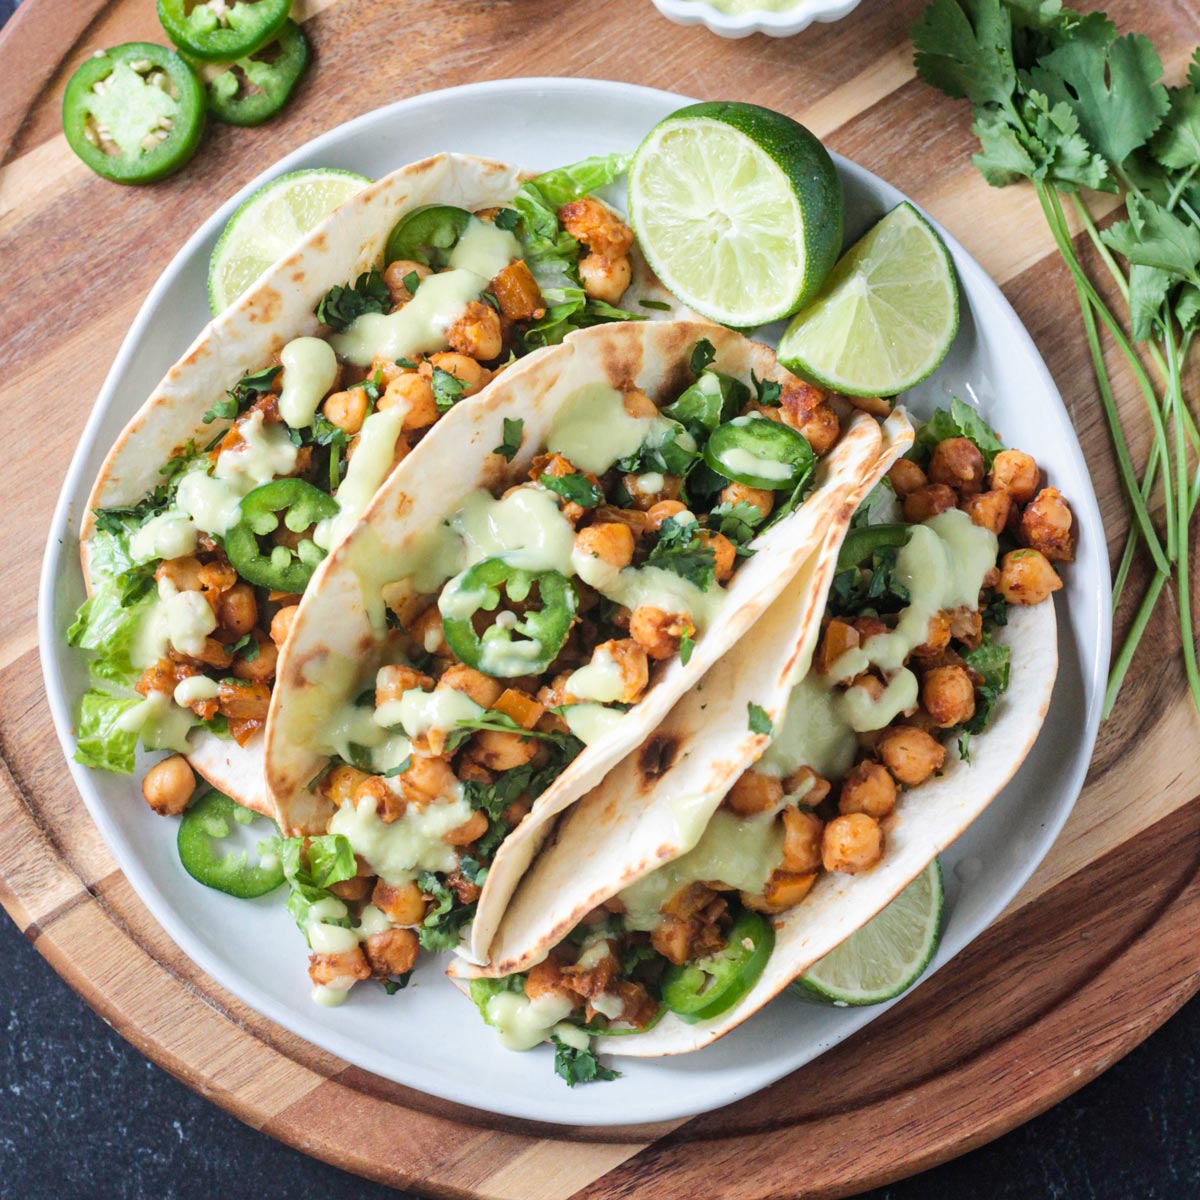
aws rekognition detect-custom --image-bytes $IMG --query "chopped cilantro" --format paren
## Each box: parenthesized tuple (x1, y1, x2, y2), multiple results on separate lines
(539, 471, 603, 508)
(315, 269, 391, 331)
(647, 515, 716, 590)
(493, 417, 524, 462)
(552, 1036, 620, 1086)
(689, 337, 716, 374)
(747, 702, 773, 736)
(432, 367, 468, 412)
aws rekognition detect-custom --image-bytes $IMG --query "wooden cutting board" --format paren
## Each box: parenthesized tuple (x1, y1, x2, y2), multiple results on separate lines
(2, 0, 1197, 1195)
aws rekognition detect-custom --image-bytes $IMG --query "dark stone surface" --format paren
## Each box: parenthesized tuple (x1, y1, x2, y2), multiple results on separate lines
(3, 0, 1197, 1193)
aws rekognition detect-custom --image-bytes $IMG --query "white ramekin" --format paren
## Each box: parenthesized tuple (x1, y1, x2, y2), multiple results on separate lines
(651, 0, 864, 38)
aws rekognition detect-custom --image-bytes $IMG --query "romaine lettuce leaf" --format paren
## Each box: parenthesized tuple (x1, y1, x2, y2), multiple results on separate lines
(74, 691, 142, 773)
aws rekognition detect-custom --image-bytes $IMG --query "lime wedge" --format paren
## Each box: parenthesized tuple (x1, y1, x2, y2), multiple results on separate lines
(792, 859, 943, 1006)
(777, 202, 958, 397)
(628, 102, 844, 328)
(207, 167, 372, 314)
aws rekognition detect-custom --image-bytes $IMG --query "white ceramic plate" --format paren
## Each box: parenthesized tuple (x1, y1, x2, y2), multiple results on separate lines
(651, 0, 864, 40)
(39, 78, 1109, 1127)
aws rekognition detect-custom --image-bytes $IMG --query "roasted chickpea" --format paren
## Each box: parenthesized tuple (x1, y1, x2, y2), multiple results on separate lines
(645, 500, 688, 530)
(364, 927, 420, 977)
(443, 808, 489, 846)
(838, 761, 897, 818)
(887, 458, 928, 497)
(629, 605, 694, 660)
(375, 663, 435, 706)
(579, 253, 632, 304)
(270, 604, 298, 647)
(308, 948, 370, 989)
(989, 449, 1040, 503)
(929, 437, 984, 495)
(524, 955, 578, 1005)
(439, 663, 504, 709)
(570, 638, 649, 705)
(697, 530, 736, 583)
(322, 764, 369, 806)
(141, 754, 194, 816)
(822, 813, 884, 873)
(469, 729, 538, 772)
(399, 755, 460, 807)
(997, 548, 1063, 605)
(215, 582, 257, 638)
(322, 387, 368, 435)
(575, 522, 635, 569)
(558, 196, 635, 259)
(378, 371, 439, 431)
(428, 351, 490, 397)
(156, 555, 204, 592)
(382, 259, 431, 304)
(780, 380, 840, 455)
(878, 726, 946, 787)
(718, 481, 774, 522)
(446, 299, 503, 361)
(962, 488, 1013, 535)
(853, 615, 888, 642)
(409, 604, 448, 657)
(781, 806, 824, 873)
(783, 765, 831, 806)
(372, 879, 426, 926)
(1019, 486, 1075, 562)
(903, 483, 958, 523)
(622, 388, 658, 419)
(921, 665, 976, 728)
(231, 629, 278, 683)
(743, 870, 817, 913)
(725, 769, 784, 816)
(948, 606, 982, 648)
(329, 873, 372, 903)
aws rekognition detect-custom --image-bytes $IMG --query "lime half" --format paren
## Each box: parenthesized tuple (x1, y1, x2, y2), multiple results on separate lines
(208, 167, 372, 314)
(778, 202, 958, 397)
(629, 102, 844, 328)
(792, 859, 943, 1006)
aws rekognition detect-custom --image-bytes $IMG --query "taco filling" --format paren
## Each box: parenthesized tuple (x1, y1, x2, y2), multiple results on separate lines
(461, 404, 1073, 1075)
(68, 154, 642, 781)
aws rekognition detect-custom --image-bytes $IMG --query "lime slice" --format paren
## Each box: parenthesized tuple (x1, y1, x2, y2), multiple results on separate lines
(792, 859, 943, 1006)
(208, 167, 372, 314)
(777, 202, 959, 397)
(628, 101, 844, 328)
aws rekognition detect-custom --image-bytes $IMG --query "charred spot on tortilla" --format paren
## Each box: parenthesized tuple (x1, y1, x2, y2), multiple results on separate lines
(309, 231, 329, 252)
(638, 733, 680, 782)
(247, 287, 283, 324)
(392, 493, 414, 519)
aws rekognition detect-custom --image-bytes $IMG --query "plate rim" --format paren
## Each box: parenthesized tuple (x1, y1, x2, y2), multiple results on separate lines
(36, 75, 1110, 1127)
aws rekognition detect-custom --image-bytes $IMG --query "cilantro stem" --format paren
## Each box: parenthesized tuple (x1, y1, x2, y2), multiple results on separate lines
(1103, 568, 1167, 718)
(1038, 183, 1171, 576)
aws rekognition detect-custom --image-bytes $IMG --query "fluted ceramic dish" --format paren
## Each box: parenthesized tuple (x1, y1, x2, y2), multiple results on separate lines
(651, 0, 864, 39)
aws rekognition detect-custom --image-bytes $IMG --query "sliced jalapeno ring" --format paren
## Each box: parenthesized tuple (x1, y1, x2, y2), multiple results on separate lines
(206, 19, 310, 126)
(157, 0, 290, 62)
(661, 908, 775, 1023)
(438, 557, 578, 678)
(62, 42, 206, 185)
(704, 415, 816, 491)
(177, 790, 285, 898)
(837, 524, 912, 570)
(225, 478, 339, 592)
(386, 205, 473, 268)
(662, 370, 749, 437)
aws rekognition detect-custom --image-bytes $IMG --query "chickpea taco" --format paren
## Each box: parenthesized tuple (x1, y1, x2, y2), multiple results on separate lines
(262, 320, 891, 1003)
(448, 403, 1073, 1069)
(67, 150, 665, 818)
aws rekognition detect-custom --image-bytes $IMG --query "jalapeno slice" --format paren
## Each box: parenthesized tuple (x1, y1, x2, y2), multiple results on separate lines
(207, 19, 310, 126)
(225, 479, 339, 592)
(661, 908, 775, 1023)
(386, 205, 472, 268)
(157, 0, 290, 62)
(62, 43, 206, 184)
(177, 790, 285, 898)
(704, 415, 816, 491)
(439, 557, 578, 678)
(837, 523, 911, 570)
(663, 371, 749, 437)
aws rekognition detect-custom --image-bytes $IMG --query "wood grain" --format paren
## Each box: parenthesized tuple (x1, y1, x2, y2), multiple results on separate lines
(1, 0, 1198, 1196)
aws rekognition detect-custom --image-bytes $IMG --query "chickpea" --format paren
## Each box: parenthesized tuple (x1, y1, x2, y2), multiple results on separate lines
(815, 618, 859, 675)
(329, 874, 372, 902)
(372, 879, 426, 926)
(446, 299, 503, 361)
(575, 638, 649, 704)
(629, 605, 694, 660)
(322, 763, 369, 806)
(929, 437, 984, 495)
(579, 252, 632, 304)
(903, 483, 958, 523)
(912, 612, 951, 658)
(718, 481, 774, 522)
(215, 582, 257, 638)
(558, 196, 635, 260)
(524, 955, 578, 1005)
(921, 666, 976, 727)
(887, 458, 927, 497)
(822, 812, 884, 873)
(878, 726, 946, 787)
(575, 521, 635, 569)
(962, 488, 1013, 535)
(439, 663, 503, 709)
(231, 630, 278, 683)
(270, 604, 298, 647)
(469, 729, 538, 772)
(376, 663, 434, 706)
(428, 351, 491, 397)
(322, 387, 368, 435)
(308, 949, 371, 991)
(141, 754, 195, 816)
(622, 388, 658, 419)
(365, 927, 420, 977)
(443, 809, 489, 846)
(399, 755, 460, 807)
(156, 555, 204, 591)
(408, 604, 447, 656)
(949, 606, 982, 648)
(989, 449, 1040, 503)
(780, 380, 840, 455)
(725, 769, 784, 816)
(379, 371, 439, 431)
(997, 548, 1063, 605)
(1019, 486, 1075, 563)
(382, 259, 431, 304)
(853, 615, 888, 642)
(622, 472, 683, 513)
(782, 765, 831, 806)
(646, 500, 688, 530)
(697, 530, 736, 583)
(838, 761, 897, 818)
(781, 806, 824, 873)
(743, 871, 816, 914)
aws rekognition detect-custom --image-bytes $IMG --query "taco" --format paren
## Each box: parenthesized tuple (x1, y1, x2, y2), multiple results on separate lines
(263, 320, 888, 1003)
(452, 404, 1073, 1068)
(66, 149, 661, 817)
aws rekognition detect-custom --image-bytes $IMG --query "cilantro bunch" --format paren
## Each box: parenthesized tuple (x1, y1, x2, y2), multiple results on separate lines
(913, 0, 1200, 716)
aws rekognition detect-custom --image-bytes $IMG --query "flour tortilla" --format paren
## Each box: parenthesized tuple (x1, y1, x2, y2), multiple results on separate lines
(77, 153, 669, 818)
(452, 410, 914, 981)
(266, 322, 888, 971)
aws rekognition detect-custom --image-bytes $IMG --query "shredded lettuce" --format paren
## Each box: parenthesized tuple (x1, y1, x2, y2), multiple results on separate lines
(525, 153, 632, 207)
(911, 398, 1006, 467)
(74, 691, 142, 773)
(259, 833, 359, 944)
